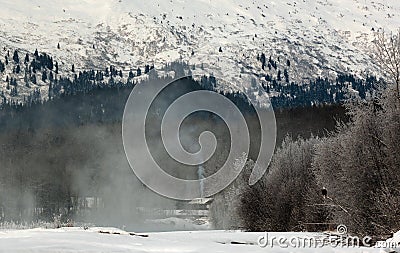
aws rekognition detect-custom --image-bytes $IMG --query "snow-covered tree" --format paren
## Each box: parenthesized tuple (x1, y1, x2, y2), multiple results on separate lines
(239, 136, 323, 232)
(313, 89, 400, 236)
(373, 29, 400, 97)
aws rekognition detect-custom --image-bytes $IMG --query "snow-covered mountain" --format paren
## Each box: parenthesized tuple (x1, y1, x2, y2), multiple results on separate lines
(0, 0, 400, 103)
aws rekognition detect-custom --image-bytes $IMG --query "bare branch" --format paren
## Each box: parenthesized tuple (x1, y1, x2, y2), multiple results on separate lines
(373, 29, 400, 97)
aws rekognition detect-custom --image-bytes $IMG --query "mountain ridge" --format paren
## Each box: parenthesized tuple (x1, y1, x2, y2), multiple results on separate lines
(0, 0, 399, 102)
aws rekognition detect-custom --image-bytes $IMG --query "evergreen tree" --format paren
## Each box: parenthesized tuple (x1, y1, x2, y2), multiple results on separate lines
(49, 71, 54, 82)
(57, 43, 60, 49)
(284, 69, 289, 83)
(266, 84, 270, 93)
(15, 65, 21, 74)
(71, 64, 75, 73)
(24, 70, 30, 88)
(109, 66, 113, 76)
(108, 76, 115, 87)
(31, 61, 36, 73)
(260, 53, 266, 70)
(30, 74, 37, 84)
(10, 87, 18, 97)
(42, 70, 47, 82)
(0, 61, 4, 72)
(137, 67, 142, 76)
(128, 70, 134, 79)
(219, 47, 223, 53)
(24, 53, 30, 64)
(13, 50, 19, 63)
(48, 57, 54, 70)
(10, 77, 17, 86)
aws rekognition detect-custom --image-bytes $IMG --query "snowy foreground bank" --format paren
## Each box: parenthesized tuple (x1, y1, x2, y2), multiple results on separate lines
(0, 227, 398, 253)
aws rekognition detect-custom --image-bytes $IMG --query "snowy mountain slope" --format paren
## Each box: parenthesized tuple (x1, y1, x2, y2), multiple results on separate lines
(0, 0, 400, 102)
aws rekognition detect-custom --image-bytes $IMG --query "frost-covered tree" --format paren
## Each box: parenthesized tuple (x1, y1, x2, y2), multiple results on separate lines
(239, 136, 324, 232)
(210, 154, 251, 229)
(373, 29, 400, 96)
(313, 89, 400, 236)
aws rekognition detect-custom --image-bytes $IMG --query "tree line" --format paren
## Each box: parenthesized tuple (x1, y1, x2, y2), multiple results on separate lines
(0, 47, 380, 110)
(239, 88, 400, 239)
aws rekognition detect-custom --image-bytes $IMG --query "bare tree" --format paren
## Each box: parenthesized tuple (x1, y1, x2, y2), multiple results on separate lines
(373, 29, 400, 97)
